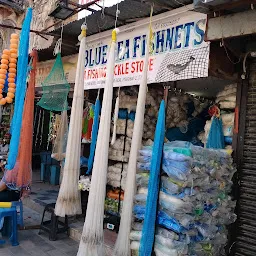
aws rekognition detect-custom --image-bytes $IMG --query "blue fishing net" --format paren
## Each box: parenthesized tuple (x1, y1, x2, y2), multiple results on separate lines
(5, 8, 32, 171)
(86, 98, 101, 174)
(206, 117, 225, 149)
(139, 100, 165, 256)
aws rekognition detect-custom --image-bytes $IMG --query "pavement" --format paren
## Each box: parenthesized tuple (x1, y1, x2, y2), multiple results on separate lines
(0, 206, 79, 256)
(0, 171, 117, 256)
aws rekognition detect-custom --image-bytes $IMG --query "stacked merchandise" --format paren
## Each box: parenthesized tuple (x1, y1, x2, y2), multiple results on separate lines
(144, 88, 163, 140)
(217, 84, 237, 149)
(107, 162, 128, 190)
(105, 87, 163, 218)
(166, 90, 211, 146)
(131, 141, 237, 256)
(105, 189, 124, 216)
(117, 86, 163, 140)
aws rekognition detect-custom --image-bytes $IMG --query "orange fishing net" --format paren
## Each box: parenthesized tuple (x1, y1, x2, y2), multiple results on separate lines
(4, 50, 37, 193)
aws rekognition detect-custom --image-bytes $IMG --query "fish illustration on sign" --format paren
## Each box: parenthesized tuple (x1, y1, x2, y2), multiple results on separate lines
(167, 56, 195, 74)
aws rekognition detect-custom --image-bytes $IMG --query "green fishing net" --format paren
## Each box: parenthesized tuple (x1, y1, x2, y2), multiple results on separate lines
(37, 53, 70, 111)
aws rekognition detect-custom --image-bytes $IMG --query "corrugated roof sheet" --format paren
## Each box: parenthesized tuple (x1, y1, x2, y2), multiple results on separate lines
(38, 0, 193, 61)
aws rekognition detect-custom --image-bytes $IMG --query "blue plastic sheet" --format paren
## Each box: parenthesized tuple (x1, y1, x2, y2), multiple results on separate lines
(118, 109, 135, 121)
(139, 100, 165, 256)
(6, 8, 33, 171)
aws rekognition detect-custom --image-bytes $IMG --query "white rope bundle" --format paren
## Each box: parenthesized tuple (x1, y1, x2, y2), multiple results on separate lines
(77, 28, 119, 256)
(54, 24, 87, 217)
(114, 30, 150, 256)
(111, 88, 120, 145)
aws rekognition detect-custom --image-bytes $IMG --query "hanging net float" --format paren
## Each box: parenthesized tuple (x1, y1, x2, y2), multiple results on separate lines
(37, 53, 70, 112)
(0, 33, 19, 105)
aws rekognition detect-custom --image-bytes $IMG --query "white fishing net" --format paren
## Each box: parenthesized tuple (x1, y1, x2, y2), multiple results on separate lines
(54, 26, 87, 217)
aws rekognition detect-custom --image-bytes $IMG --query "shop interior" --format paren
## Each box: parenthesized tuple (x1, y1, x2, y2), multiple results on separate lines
(0, 70, 233, 250)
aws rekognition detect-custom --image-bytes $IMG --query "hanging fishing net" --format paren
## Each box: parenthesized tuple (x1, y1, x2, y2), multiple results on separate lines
(51, 109, 68, 161)
(139, 100, 165, 256)
(37, 53, 70, 112)
(114, 24, 151, 256)
(54, 25, 88, 217)
(206, 116, 225, 149)
(3, 49, 37, 192)
(82, 103, 94, 142)
(5, 8, 33, 171)
(86, 98, 100, 175)
(77, 28, 117, 256)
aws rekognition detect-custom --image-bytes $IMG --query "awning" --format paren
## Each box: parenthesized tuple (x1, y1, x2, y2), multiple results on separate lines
(37, 0, 193, 61)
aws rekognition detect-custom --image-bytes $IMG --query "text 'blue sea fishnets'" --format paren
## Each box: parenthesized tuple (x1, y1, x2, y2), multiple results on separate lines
(86, 98, 101, 174)
(139, 100, 166, 256)
(6, 8, 33, 171)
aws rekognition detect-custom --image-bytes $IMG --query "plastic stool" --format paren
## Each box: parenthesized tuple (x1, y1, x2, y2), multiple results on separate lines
(11, 201, 24, 228)
(39, 203, 69, 241)
(50, 165, 60, 185)
(0, 207, 19, 246)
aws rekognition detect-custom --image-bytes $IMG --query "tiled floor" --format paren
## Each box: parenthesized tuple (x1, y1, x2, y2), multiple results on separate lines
(29, 171, 59, 207)
(0, 171, 117, 255)
(0, 206, 79, 256)
(1, 206, 117, 256)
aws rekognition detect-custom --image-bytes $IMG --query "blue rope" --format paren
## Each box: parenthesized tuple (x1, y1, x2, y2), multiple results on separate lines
(139, 100, 166, 256)
(6, 8, 33, 170)
(86, 98, 101, 174)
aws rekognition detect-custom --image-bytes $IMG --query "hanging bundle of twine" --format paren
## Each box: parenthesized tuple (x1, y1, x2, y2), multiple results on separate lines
(54, 24, 88, 217)
(77, 28, 119, 256)
(114, 7, 153, 256)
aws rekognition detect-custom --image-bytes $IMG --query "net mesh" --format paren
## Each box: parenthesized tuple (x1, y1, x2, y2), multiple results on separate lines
(51, 110, 68, 161)
(3, 49, 37, 193)
(5, 8, 33, 171)
(37, 53, 70, 111)
(155, 45, 209, 82)
(139, 100, 165, 256)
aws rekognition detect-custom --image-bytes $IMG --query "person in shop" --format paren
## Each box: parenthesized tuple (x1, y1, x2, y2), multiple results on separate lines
(0, 177, 20, 202)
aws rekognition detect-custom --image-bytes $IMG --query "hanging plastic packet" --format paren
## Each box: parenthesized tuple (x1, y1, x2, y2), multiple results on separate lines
(162, 164, 189, 181)
(159, 192, 193, 213)
(157, 211, 186, 234)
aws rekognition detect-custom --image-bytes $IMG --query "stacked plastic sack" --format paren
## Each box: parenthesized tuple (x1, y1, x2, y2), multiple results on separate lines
(217, 84, 237, 149)
(216, 84, 237, 110)
(109, 136, 132, 162)
(166, 92, 210, 129)
(131, 141, 236, 256)
(117, 87, 163, 140)
(107, 162, 128, 190)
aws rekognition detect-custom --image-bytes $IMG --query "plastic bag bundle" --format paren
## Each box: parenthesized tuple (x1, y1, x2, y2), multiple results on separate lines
(216, 84, 237, 109)
(112, 119, 134, 138)
(154, 141, 237, 255)
(105, 197, 123, 216)
(107, 163, 127, 190)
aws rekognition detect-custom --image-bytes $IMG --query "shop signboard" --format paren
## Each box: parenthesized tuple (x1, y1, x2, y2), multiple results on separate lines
(84, 9, 209, 89)
(35, 54, 78, 87)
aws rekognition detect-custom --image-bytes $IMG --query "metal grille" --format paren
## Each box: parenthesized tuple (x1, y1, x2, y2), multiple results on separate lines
(235, 62, 256, 256)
